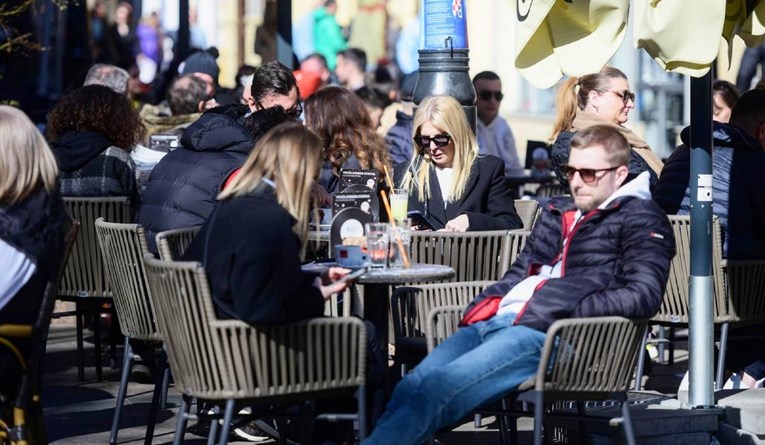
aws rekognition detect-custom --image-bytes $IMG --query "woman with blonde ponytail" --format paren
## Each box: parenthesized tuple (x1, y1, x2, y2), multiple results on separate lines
(549, 67, 663, 188)
(183, 122, 351, 325)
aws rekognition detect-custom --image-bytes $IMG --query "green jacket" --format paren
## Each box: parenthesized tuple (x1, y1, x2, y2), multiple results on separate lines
(313, 7, 347, 70)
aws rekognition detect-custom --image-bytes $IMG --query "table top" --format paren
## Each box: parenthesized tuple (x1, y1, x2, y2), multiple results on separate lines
(302, 262, 455, 285)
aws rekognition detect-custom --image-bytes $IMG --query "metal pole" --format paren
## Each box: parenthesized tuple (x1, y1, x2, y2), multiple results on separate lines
(177, 0, 190, 62)
(687, 73, 715, 408)
(276, 0, 293, 68)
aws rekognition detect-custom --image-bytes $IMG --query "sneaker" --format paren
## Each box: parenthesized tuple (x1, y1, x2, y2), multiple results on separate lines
(233, 420, 274, 442)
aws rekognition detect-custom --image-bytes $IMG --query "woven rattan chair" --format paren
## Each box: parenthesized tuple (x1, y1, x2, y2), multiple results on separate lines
(427, 309, 646, 445)
(143, 256, 368, 445)
(513, 199, 540, 231)
(534, 183, 569, 198)
(635, 215, 765, 390)
(155, 227, 200, 261)
(94, 219, 169, 445)
(410, 230, 512, 282)
(56, 196, 132, 381)
(0, 220, 79, 445)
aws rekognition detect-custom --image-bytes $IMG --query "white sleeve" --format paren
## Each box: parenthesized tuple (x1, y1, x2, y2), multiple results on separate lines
(0, 239, 37, 312)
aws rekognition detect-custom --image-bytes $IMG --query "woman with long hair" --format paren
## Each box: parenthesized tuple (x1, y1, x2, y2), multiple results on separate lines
(304, 86, 391, 194)
(549, 67, 663, 187)
(47, 84, 145, 206)
(183, 122, 350, 324)
(397, 95, 522, 232)
(0, 106, 66, 396)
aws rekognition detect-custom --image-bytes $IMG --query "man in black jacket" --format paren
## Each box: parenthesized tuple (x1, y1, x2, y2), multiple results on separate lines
(363, 125, 676, 444)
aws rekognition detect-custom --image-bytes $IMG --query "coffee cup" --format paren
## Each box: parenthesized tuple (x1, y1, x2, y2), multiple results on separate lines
(334, 245, 369, 268)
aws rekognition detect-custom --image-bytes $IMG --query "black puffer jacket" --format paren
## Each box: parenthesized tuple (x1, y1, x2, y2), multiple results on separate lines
(552, 130, 657, 188)
(653, 122, 765, 259)
(464, 191, 675, 333)
(138, 104, 254, 252)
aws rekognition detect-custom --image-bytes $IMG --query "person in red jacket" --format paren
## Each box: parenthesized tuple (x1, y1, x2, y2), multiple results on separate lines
(363, 124, 676, 444)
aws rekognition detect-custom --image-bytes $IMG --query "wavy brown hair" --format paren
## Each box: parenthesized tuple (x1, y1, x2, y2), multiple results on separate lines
(304, 86, 390, 176)
(47, 84, 145, 150)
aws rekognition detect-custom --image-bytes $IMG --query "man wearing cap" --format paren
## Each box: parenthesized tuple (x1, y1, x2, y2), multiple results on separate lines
(180, 47, 222, 108)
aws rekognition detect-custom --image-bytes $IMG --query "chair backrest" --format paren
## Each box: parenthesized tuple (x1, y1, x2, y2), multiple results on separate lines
(94, 219, 160, 341)
(156, 227, 201, 261)
(507, 229, 531, 266)
(59, 197, 132, 298)
(410, 230, 510, 282)
(535, 183, 569, 198)
(392, 281, 493, 340)
(514, 199, 540, 231)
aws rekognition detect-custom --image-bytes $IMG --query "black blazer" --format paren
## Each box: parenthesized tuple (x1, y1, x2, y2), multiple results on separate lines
(394, 155, 522, 231)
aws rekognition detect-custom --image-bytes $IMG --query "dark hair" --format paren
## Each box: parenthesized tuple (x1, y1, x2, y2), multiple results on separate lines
(713, 80, 739, 109)
(250, 61, 299, 102)
(235, 64, 257, 87)
(472, 71, 500, 83)
(355, 85, 392, 110)
(730, 89, 765, 136)
(569, 124, 630, 167)
(324, 0, 336, 7)
(302, 53, 328, 69)
(304, 86, 390, 175)
(47, 84, 145, 150)
(243, 105, 298, 141)
(338, 48, 367, 74)
(167, 74, 208, 115)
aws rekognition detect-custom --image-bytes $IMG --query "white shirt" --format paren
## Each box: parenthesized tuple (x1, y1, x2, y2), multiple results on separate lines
(434, 167, 454, 208)
(477, 116, 524, 177)
(0, 239, 36, 311)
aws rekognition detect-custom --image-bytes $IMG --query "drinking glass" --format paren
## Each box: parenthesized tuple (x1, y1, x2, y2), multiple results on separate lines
(389, 218, 412, 269)
(365, 223, 390, 269)
(390, 189, 409, 222)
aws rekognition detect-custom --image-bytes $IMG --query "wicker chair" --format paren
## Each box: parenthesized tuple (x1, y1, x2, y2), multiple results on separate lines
(534, 183, 569, 198)
(410, 230, 512, 282)
(513, 199, 540, 231)
(56, 196, 132, 381)
(94, 219, 169, 445)
(0, 220, 79, 445)
(155, 227, 200, 261)
(427, 309, 647, 445)
(635, 215, 765, 390)
(143, 256, 368, 445)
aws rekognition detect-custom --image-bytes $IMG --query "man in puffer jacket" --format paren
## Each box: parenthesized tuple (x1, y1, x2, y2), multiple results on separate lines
(363, 125, 675, 445)
(654, 89, 765, 260)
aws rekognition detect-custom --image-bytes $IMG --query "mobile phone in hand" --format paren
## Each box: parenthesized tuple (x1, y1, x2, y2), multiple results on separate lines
(407, 210, 435, 230)
(336, 267, 369, 283)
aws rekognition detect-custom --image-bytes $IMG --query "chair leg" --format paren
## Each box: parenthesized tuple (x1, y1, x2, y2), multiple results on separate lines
(93, 311, 103, 381)
(160, 365, 171, 410)
(357, 384, 368, 441)
(657, 326, 667, 364)
(76, 303, 85, 382)
(621, 400, 636, 445)
(207, 405, 220, 445)
(498, 398, 511, 445)
(173, 395, 192, 445)
(576, 400, 588, 443)
(109, 338, 133, 445)
(716, 323, 730, 390)
(533, 392, 544, 445)
(144, 349, 167, 445)
(218, 399, 236, 445)
(634, 330, 649, 391)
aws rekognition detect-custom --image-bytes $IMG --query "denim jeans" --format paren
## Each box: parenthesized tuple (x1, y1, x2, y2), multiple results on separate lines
(364, 313, 546, 445)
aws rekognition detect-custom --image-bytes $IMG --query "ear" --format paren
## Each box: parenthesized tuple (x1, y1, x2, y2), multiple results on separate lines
(197, 100, 206, 113)
(614, 165, 629, 187)
(757, 122, 765, 149)
(588, 90, 601, 108)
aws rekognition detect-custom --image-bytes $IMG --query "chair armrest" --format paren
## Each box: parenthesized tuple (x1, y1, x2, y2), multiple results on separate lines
(425, 305, 464, 352)
(723, 259, 765, 323)
(0, 324, 33, 338)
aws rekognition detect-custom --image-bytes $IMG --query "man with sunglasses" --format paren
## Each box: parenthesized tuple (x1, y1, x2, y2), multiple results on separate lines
(473, 71, 524, 178)
(363, 125, 675, 445)
(247, 61, 303, 118)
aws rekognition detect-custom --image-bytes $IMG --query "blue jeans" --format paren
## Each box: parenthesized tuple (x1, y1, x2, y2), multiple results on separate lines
(364, 313, 546, 445)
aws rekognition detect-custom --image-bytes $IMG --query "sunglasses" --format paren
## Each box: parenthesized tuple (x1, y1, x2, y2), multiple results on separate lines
(562, 165, 619, 184)
(254, 98, 303, 119)
(478, 90, 504, 102)
(609, 90, 636, 105)
(413, 133, 452, 149)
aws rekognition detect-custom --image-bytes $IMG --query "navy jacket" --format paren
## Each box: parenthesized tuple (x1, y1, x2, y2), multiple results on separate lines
(384, 110, 414, 166)
(138, 104, 254, 252)
(464, 192, 675, 333)
(182, 188, 324, 325)
(394, 155, 523, 231)
(653, 122, 765, 259)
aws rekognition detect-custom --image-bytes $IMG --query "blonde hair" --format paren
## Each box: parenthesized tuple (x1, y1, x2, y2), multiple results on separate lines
(403, 95, 478, 202)
(219, 122, 323, 245)
(0, 105, 59, 206)
(548, 67, 628, 143)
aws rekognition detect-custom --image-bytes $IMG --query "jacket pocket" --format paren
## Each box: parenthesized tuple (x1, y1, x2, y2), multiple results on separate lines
(459, 295, 502, 327)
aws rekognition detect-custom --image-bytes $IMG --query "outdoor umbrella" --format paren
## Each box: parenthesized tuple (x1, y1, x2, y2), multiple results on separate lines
(513, 0, 765, 407)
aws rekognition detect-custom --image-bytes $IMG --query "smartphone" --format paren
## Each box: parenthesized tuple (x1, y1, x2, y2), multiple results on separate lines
(407, 210, 435, 230)
(337, 267, 369, 283)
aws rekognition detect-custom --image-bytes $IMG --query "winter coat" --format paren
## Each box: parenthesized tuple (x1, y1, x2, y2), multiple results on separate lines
(384, 110, 414, 167)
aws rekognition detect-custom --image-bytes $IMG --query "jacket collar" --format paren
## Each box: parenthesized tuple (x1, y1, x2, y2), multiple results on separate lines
(425, 161, 480, 224)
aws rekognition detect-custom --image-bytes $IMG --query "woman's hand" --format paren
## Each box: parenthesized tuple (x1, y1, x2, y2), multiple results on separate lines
(311, 182, 332, 207)
(321, 267, 350, 284)
(314, 275, 349, 301)
(442, 214, 470, 232)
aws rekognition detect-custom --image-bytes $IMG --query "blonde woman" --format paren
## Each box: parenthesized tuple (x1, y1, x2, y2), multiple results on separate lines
(0, 105, 66, 397)
(182, 122, 350, 325)
(549, 67, 663, 188)
(396, 95, 522, 232)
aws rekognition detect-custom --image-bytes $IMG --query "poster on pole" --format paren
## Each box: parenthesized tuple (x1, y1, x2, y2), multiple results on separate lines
(421, 0, 468, 49)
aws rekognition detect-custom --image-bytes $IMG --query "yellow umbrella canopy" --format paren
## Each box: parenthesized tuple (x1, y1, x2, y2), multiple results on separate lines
(515, 0, 765, 87)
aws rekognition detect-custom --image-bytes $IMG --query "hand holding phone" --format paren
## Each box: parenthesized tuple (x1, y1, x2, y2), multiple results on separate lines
(407, 210, 435, 231)
(336, 267, 369, 283)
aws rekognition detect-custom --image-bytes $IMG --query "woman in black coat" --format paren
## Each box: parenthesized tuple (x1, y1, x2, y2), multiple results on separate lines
(395, 95, 522, 231)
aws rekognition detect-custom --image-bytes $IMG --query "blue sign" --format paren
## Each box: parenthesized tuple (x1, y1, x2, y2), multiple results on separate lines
(421, 0, 468, 49)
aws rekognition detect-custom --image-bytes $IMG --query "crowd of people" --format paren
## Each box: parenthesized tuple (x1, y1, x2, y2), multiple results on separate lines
(2, 6, 765, 441)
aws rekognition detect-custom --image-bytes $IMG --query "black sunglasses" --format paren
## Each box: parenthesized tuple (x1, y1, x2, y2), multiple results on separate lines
(413, 133, 452, 149)
(254, 98, 303, 118)
(609, 90, 636, 105)
(478, 90, 504, 102)
(562, 165, 619, 184)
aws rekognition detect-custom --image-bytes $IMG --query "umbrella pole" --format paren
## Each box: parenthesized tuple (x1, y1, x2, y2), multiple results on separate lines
(687, 73, 715, 408)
